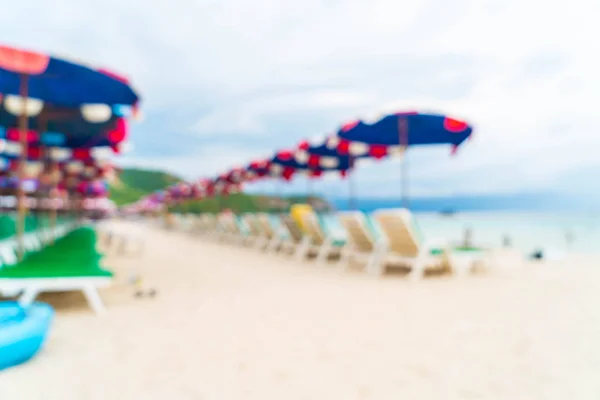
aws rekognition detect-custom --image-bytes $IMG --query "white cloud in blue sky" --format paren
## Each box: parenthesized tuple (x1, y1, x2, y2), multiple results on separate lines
(1, 0, 599, 197)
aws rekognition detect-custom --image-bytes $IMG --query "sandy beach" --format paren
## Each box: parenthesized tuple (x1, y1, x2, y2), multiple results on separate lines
(1, 220, 600, 399)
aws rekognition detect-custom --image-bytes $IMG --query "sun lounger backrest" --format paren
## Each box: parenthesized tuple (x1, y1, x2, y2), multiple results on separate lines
(339, 211, 377, 253)
(280, 215, 304, 243)
(256, 213, 275, 239)
(0, 244, 17, 267)
(301, 211, 326, 245)
(218, 214, 238, 235)
(372, 209, 420, 257)
(290, 204, 313, 235)
(241, 214, 262, 237)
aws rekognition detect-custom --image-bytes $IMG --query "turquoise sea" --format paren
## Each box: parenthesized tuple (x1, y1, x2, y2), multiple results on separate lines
(323, 196, 600, 256)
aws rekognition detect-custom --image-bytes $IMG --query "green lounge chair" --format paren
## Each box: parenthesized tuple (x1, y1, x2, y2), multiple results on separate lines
(0, 228, 113, 314)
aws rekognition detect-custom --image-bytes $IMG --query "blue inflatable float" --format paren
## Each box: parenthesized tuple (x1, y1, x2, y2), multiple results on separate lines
(0, 302, 54, 371)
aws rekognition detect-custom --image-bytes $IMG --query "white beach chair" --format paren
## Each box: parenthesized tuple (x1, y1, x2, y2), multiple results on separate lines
(255, 213, 285, 252)
(279, 214, 319, 258)
(240, 214, 266, 248)
(217, 213, 248, 245)
(201, 214, 221, 239)
(338, 211, 384, 271)
(195, 214, 211, 235)
(298, 212, 346, 263)
(371, 208, 489, 279)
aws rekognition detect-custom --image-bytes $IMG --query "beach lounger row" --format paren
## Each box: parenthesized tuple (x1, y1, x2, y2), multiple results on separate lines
(0, 219, 114, 315)
(179, 208, 490, 279)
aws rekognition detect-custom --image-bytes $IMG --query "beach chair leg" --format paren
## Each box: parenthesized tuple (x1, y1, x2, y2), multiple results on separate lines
(295, 236, 311, 261)
(82, 285, 107, 315)
(338, 247, 351, 271)
(252, 236, 263, 249)
(408, 253, 427, 281)
(366, 255, 385, 276)
(366, 243, 387, 276)
(19, 287, 40, 307)
(267, 237, 280, 252)
(317, 239, 332, 263)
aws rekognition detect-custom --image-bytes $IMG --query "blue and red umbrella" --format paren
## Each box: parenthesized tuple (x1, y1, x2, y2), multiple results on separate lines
(328, 111, 473, 158)
(0, 101, 129, 148)
(0, 44, 141, 255)
(0, 45, 139, 108)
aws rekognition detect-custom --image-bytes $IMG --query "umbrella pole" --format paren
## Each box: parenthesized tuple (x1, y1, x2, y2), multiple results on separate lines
(307, 176, 313, 204)
(49, 189, 57, 244)
(399, 117, 409, 209)
(401, 153, 408, 209)
(348, 170, 357, 210)
(16, 74, 29, 261)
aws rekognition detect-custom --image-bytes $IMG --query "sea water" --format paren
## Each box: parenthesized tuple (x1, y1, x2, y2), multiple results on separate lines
(320, 210, 600, 256)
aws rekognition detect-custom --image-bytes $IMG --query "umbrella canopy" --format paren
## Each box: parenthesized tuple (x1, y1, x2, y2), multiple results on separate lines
(76, 180, 108, 198)
(0, 154, 112, 179)
(243, 159, 271, 181)
(0, 100, 128, 147)
(0, 45, 139, 107)
(0, 175, 108, 197)
(265, 140, 352, 182)
(328, 111, 473, 158)
(165, 182, 193, 202)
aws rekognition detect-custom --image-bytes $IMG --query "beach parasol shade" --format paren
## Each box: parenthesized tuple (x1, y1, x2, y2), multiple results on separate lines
(0, 44, 140, 257)
(165, 182, 193, 202)
(0, 100, 128, 147)
(0, 45, 140, 107)
(216, 166, 249, 185)
(0, 139, 123, 163)
(76, 180, 108, 198)
(244, 159, 271, 181)
(328, 112, 473, 158)
(0, 155, 112, 188)
(267, 143, 353, 181)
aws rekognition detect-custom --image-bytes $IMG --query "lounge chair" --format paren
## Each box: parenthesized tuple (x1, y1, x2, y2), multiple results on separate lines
(279, 214, 319, 258)
(240, 214, 266, 248)
(255, 213, 285, 252)
(199, 214, 220, 239)
(371, 208, 489, 279)
(298, 211, 346, 262)
(337, 211, 383, 271)
(217, 213, 247, 245)
(0, 227, 113, 314)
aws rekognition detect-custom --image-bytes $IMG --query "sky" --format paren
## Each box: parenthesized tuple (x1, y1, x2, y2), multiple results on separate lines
(1, 0, 599, 199)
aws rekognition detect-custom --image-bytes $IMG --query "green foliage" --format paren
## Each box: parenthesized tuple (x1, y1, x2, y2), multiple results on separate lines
(169, 193, 330, 214)
(109, 168, 182, 206)
(109, 167, 332, 212)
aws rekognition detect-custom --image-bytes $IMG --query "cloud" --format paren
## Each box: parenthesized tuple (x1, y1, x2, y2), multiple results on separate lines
(191, 88, 374, 137)
(1, 0, 598, 197)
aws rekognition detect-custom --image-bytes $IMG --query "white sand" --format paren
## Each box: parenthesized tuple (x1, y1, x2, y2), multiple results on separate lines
(2, 220, 600, 399)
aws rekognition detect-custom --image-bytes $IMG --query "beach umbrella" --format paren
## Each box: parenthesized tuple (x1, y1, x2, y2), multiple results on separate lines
(0, 44, 140, 257)
(0, 101, 129, 149)
(77, 180, 109, 198)
(0, 45, 139, 107)
(326, 111, 473, 207)
(289, 137, 360, 209)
